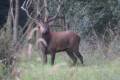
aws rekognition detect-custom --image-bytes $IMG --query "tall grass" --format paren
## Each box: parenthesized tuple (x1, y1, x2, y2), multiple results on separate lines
(18, 52, 120, 80)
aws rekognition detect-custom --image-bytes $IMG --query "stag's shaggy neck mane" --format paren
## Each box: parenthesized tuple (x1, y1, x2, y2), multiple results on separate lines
(41, 28, 51, 46)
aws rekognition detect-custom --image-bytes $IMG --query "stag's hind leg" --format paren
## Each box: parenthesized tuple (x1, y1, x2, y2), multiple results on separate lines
(66, 50, 77, 65)
(74, 51, 83, 64)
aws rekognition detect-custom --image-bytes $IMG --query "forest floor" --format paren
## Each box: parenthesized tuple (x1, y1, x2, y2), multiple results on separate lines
(18, 51, 120, 80)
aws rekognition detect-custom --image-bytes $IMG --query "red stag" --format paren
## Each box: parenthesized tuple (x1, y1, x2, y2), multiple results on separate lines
(37, 21, 83, 65)
(21, 0, 83, 65)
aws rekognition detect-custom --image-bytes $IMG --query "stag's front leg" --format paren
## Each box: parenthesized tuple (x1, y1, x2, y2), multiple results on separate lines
(42, 48, 47, 64)
(43, 52, 47, 64)
(39, 43, 47, 64)
(50, 51, 56, 65)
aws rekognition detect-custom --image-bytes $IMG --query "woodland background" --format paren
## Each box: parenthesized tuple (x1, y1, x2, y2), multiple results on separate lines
(0, 0, 120, 80)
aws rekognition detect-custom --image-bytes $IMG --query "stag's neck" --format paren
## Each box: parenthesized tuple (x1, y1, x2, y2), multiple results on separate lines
(42, 31, 51, 45)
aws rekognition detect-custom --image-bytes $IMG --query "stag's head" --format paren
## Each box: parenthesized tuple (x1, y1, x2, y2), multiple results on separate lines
(37, 19, 50, 35)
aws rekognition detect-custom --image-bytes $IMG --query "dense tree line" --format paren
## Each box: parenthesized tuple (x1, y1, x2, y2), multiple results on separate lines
(0, 0, 120, 68)
(0, 0, 120, 36)
(0, 0, 120, 79)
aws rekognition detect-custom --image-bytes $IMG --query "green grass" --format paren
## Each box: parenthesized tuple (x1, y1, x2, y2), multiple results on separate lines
(18, 52, 120, 80)
(0, 64, 3, 79)
(0, 64, 6, 79)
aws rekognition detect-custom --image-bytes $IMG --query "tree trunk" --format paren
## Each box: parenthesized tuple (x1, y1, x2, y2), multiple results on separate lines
(13, 0, 19, 44)
(44, 0, 48, 22)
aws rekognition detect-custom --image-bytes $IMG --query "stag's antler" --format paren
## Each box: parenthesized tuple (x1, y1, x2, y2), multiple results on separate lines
(21, 0, 40, 23)
(47, 0, 63, 23)
(21, 0, 39, 59)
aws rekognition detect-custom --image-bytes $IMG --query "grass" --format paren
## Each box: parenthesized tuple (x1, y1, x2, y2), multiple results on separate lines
(18, 52, 120, 80)
(0, 64, 4, 79)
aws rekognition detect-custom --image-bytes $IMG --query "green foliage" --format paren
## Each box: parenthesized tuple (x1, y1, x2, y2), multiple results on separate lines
(43, 0, 120, 45)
